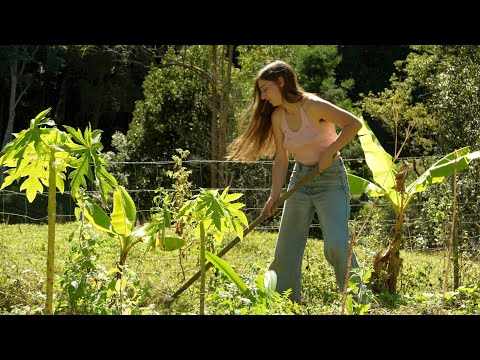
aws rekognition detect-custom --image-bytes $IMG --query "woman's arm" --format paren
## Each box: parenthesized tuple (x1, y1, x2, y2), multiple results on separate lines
(309, 97, 362, 171)
(261, 109, 289, 217)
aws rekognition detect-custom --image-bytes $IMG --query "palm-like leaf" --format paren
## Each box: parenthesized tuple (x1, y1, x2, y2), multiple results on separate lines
(356, 116, 401, 211)
(352, 117, 480, 215)
(111, 186, 136, 237)
(204, 251, 255, 302)
(405, 148, 480, 206)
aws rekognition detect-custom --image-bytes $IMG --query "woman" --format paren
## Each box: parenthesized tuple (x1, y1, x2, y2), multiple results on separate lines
(227, 60, 362, 304)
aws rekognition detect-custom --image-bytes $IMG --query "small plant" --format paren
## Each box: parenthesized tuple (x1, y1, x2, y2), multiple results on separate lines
(76, 186, 149, 280)
(178, 187, 249, 314)
(204, 251, 302, 314)
(55, 221, 154, 315)
(165, 148, 193, 216)
(145, 189, 185, 252)
(55, 225, 111, 314)
(204, 261, 302, 315)
(344, 267, 375, 315)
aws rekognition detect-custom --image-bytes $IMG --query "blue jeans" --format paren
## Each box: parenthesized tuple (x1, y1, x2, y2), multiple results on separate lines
(268, 158, 359, 303)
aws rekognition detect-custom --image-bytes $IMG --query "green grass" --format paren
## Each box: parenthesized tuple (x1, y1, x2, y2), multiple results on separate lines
(1, 222, 479, 315)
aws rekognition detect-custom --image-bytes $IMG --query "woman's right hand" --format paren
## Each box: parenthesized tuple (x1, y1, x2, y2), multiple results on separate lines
(261, 196, 279, 218)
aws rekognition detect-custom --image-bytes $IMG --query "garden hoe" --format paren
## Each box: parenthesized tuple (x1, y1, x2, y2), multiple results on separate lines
(163, 165, 320, 305)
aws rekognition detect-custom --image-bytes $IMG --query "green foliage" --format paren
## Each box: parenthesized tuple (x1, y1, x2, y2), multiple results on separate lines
(106, 46, 213, 209)
(348, 115, 480, 293)
(178, 186, 249, 313)
(1, 109, 66, 201)
(55, 228, 152, 314)
(55, 226, 112, 314)
(205, 268, 303, 315)
(0, 108, 118, 203)
(406, 46, 480, 153)
(361, 45, 480, 156)
(0, 108, 119, 314)
(204, 251, 256, 302)
(348, 116, 480, 215)
(127, 46, 212, 163)
(296, 45, 355, 111)
(360, 75, 437, 156)
(145, 190, 185, 252)
(204, 250, 307, 314)
(179, 187, 249, 245)
(103, 131, 130, 185)
(61, 124, 118, 203)
(165, 148, 193, 211)
(144, 149, 193, 252)
(77, 185, 149, 268)
(2, 224, 480, 314)
(345, 268, 375, 315)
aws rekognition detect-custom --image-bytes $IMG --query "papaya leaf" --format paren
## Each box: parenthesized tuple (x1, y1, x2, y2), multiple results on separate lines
(68, 155, 91, 198)
(20, 177, 43, 203)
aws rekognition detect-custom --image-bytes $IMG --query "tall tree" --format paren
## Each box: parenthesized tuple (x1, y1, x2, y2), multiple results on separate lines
(0, 45, 40, 149)
(111, 46, 213, 202)
(211, 46, 219, 188)
(360, 45, 480, 157)
(218, 45, 234, 187)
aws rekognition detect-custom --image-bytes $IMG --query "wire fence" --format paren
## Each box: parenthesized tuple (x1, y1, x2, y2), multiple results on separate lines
(1, 156, 479, 257)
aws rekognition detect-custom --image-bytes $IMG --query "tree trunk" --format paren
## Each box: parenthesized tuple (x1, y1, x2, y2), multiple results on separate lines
(453, 213, 460, 289)
(91, 74, 106, 129)
(2, 45, 39, 149)
(2, 60, 18, 150)
(45, 149, 56, 315)
(54, 74, 70, 125)
(371, 205, 405, 294)
(386, 208, 405, 293)
(218, 45, 233, 188)
(210, 45, 218, 189)
(1, 61, 18, 183)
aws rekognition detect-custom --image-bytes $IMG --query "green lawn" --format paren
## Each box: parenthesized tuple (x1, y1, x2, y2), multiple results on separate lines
(1, 222, 479, 315)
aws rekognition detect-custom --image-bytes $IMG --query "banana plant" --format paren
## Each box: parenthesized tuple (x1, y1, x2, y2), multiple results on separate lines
(178, 187, 249, 315)
(348, 116, 480, 294)
(0, 108, 118, 315)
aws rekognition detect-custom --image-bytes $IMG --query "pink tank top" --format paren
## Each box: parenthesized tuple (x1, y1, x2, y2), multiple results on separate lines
(281, 105, 338, 165)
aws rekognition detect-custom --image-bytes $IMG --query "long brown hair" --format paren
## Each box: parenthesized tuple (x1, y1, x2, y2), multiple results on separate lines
(226, 60, 306, 162)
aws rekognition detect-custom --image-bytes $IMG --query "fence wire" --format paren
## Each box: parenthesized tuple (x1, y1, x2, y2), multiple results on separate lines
(1, 157, 479, 261)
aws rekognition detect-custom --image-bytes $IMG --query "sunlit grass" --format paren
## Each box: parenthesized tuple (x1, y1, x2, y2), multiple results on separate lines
(1, 222, 479, 315)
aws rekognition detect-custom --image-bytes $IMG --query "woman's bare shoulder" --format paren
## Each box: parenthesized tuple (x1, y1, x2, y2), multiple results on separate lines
(303, 94, 331, 115)
(304, 93, 328, 107)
